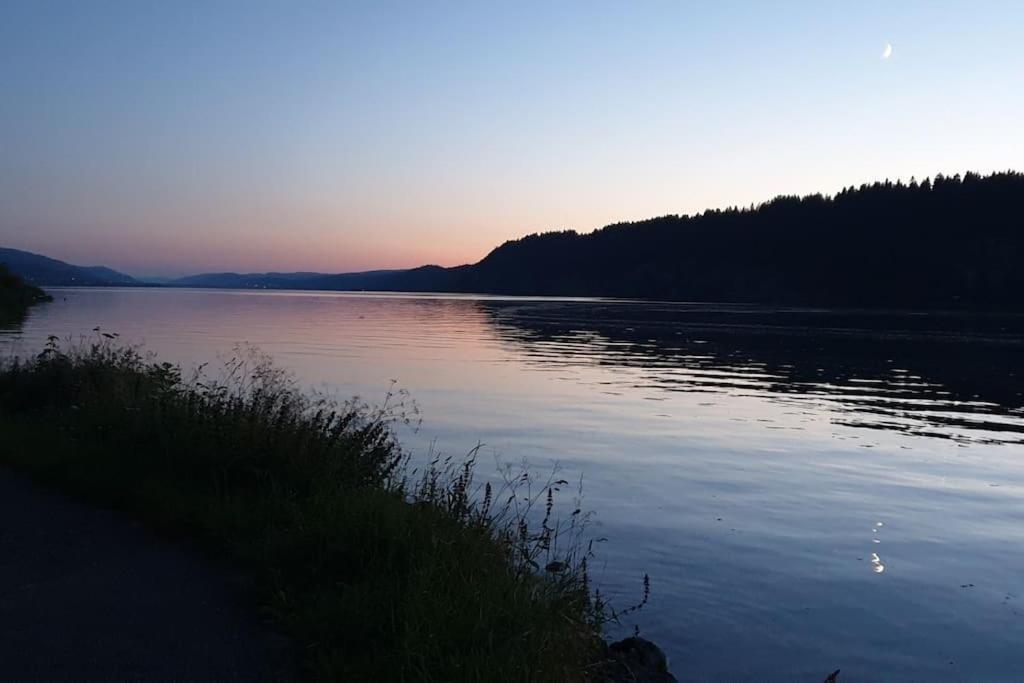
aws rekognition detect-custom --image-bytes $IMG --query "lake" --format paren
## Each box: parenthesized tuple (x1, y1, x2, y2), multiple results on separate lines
(3, 288, 1024, 681)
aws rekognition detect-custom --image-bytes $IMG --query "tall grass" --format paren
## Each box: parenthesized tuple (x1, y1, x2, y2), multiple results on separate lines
(0, 336, 621, 681)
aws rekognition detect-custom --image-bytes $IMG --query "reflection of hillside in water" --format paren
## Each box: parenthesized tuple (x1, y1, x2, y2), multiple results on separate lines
(480, 301, 1024, 445)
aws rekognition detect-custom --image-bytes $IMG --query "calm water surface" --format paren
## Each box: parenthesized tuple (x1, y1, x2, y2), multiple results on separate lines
(4, 288, 1024, 681)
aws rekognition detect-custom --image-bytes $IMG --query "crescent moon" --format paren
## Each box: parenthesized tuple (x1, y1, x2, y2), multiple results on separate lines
(882, 43, 893, 59)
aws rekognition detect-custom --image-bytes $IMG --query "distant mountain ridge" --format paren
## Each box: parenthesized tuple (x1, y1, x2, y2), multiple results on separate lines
(0, 248, 137, 286)
(169, 265, 465, 292)
(173, 269, 404, 290)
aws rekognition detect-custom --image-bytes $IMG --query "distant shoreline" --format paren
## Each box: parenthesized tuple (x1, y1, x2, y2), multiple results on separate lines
(38, 283, 1024, 317)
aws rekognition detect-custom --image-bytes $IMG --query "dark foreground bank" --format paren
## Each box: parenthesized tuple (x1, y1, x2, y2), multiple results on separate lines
(0, 338, 673, 681)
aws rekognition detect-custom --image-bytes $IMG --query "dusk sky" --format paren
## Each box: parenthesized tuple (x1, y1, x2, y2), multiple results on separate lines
(2, 1, 1022, 277)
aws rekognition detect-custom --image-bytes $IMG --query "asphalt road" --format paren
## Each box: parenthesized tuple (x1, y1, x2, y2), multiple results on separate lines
(0, 472, 291, 682)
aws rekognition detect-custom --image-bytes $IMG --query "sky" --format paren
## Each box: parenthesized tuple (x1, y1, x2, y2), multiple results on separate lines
(1, 1, 1022, 278)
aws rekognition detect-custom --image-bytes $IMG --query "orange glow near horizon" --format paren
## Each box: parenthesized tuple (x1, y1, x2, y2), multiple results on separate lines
(10, 160, 1018, 278)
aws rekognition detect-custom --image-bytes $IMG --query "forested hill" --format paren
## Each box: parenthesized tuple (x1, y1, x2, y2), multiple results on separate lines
(169, 171, 1022, 310)
(450, 171, 1023, 309)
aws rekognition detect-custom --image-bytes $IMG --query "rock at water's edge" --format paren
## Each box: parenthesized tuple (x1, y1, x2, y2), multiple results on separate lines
(591, 636, 677, 683)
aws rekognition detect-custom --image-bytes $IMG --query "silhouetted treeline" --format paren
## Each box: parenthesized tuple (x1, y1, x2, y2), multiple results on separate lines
(450, 171, 1024, 309)
(169, 171, 1023, 309)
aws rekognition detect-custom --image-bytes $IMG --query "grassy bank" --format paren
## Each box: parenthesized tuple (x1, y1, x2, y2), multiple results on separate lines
(0, 338, 612, 681)
(0, 265, 51, 323)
